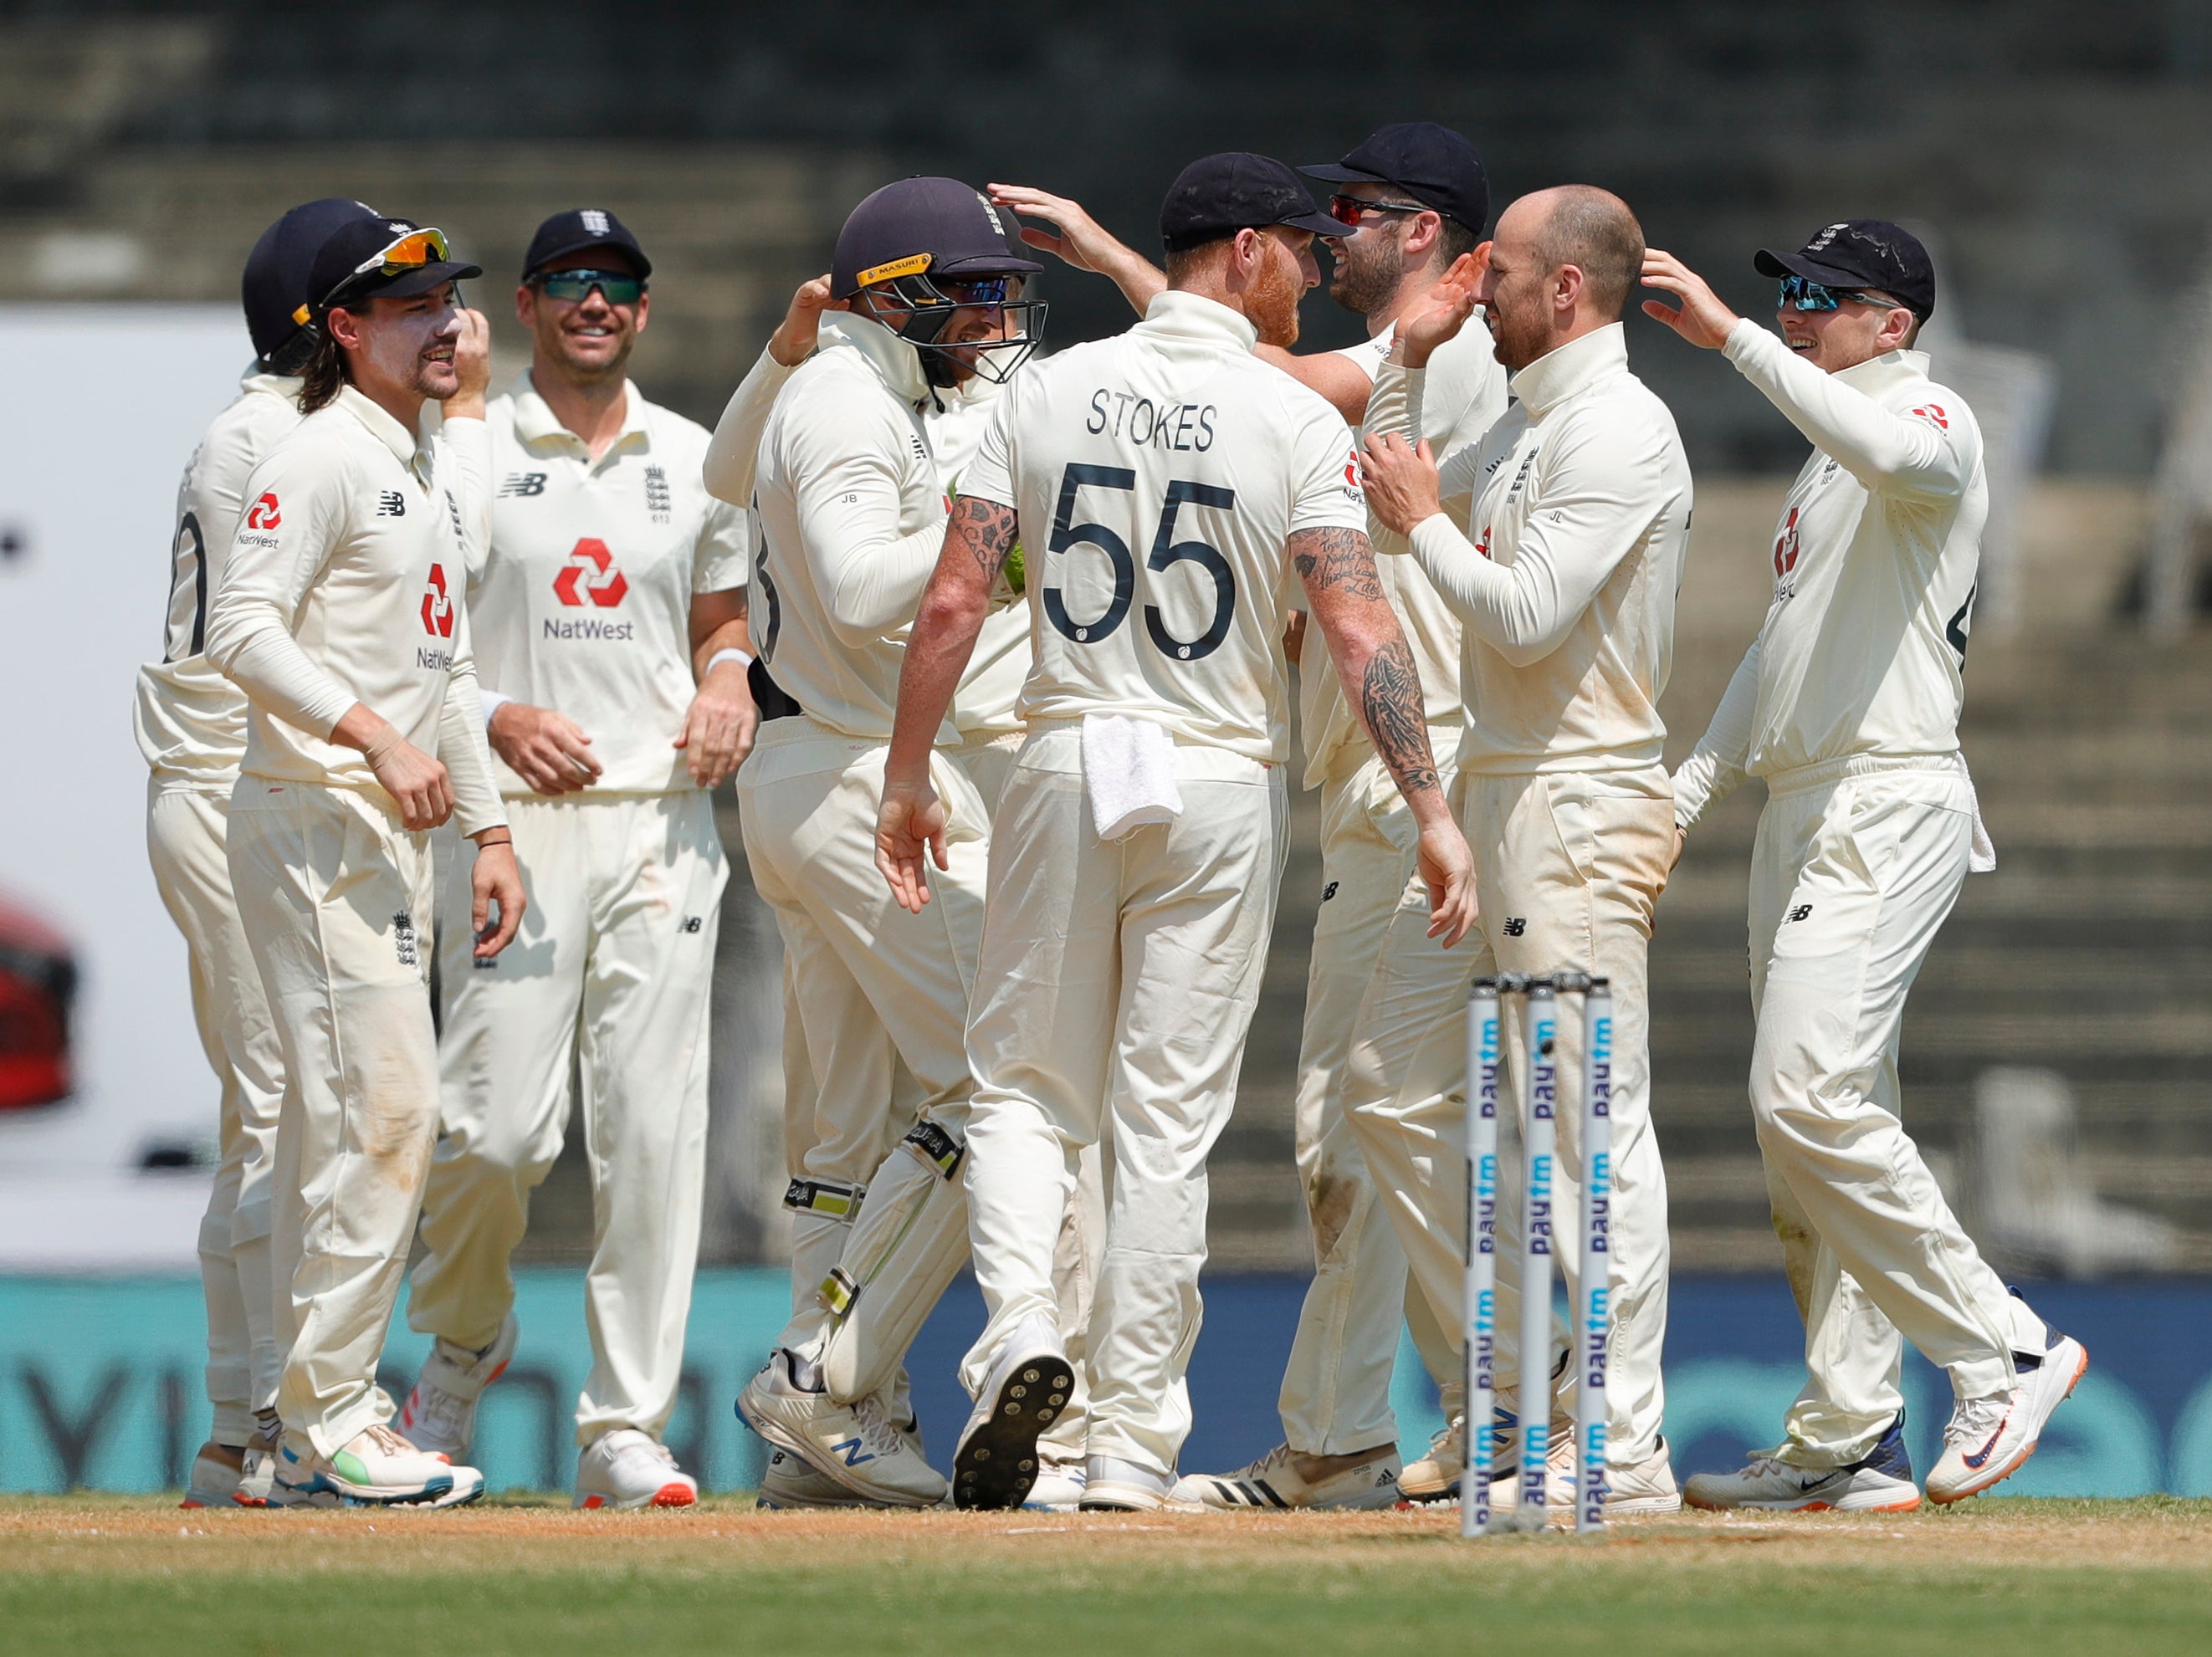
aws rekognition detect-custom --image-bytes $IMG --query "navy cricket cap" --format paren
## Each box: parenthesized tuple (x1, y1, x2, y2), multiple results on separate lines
(832, 177, 1042, 299)
(522, 207, 653, 282)
(1755, 220, 1936, 320)
(1301, 123, 1490, 235)
(241, 197, 382, 368)
(307, 215, 482, 313)
(1160, 152, 1346, 253)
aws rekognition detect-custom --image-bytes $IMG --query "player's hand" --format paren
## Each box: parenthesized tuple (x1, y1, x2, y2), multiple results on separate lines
(875, 779, 950, 914)
(675, 658, 758, 787)
(1395, 250, 1482, 369)
(1416, 820, 1479, 948)
(1640, 249, 1739, 350)
(988, 184, 1129, 274)
(768, 274, 836, 366)
(489, 700, 602, 795)
(368, 735, 454, 829)
(1359, 432, 1445, 537)
(447, 308, 493, 416)
(468, 834, 526, 959)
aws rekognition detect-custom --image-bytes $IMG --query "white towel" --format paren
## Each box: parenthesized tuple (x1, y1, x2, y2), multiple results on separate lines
(1082, 713, 1182, 841)
(1960, 759, 1997, 873)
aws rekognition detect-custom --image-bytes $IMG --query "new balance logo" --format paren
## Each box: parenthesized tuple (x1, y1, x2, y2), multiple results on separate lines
(681, 916, 703, 933)
(376, 490, 406, 517)
(1321, 881, 1339, 903)
(1787, 904, 1814, 922)
(498, 472, 548, 499)
(829, 1436, 876, 1467)
(1503, 917, 1527, 937)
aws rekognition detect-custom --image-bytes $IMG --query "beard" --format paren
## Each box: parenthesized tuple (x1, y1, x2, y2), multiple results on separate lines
(1329, 236, 1400, 317)
(1247, 253, 1303, 348)
(1486, 292, 1550, 372)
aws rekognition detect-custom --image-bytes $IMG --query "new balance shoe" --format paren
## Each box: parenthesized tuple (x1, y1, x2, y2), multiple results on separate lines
(576, 1428, 697, 1510)
(275, 1424, 485, 1507)
(180, 1441, 243, 1508)
(952, 1313, 1071, 1511)
(1080, 1455, 1173, 1511)
(397, 1313, 518, 1460)
(738, 1348, 946, 1507)
(1172, 1442, 1403, 1511)
(1022, 1455, 1088, 1511)
(232, 1411, 283, 1507)
(756, 1448, 873, 1510)
(1928, 1326, 2090, 1504)
(1685, 1414, 1921, 1513)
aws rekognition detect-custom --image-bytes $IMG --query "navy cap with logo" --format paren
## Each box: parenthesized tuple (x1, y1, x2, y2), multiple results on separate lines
(832, 176, 1042, 299)
(307, 216, 482, 314)
(1159, 152, 1348, 253)
(1300, 123, 1490, 235)
(522, 207, 653, 283)
(1754, 220, 1936, 320)
(242, 198, 384, 371)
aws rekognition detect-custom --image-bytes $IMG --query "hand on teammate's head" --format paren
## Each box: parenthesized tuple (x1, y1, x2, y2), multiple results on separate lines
(1638, 249, 1738, 350)
(769, 274, 837, 366)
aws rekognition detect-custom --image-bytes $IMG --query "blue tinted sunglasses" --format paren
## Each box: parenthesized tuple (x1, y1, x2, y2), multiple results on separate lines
(532, 268, 644, 304)
(1778, 274, 1902, 313)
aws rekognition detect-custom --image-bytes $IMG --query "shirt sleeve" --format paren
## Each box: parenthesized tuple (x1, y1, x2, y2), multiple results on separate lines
(436, 414, 494, 582)
(957, 386, 1018, 509)
(1361, 362, 1487, 561)
(693, 496, 750, 594)
(787, 389, 945, 647)
(1287, 396, 1370, 535)
(704, 346, 798, 507)
(437, 601, 506, 836)
(1671, 633, 1760, 831)
(1404, 404, 1671, 668)
(1723, 319, 1974, 503)
(204, 441, 359, 738)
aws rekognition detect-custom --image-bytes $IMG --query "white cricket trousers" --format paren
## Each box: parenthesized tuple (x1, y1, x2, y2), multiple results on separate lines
(1751, 759, 2044, 1465)
(148, 778, 287, 1445)
(1279, 759, 1458, 1456)
(228, 779, 438, 1457)
(407, 790, 725, 1446)
(1343, 769, 1675, 1467)
(960, 725, 1285, 1478)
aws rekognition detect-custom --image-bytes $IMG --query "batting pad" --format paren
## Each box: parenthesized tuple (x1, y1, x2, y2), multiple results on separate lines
(819, 1123, 972, 1404)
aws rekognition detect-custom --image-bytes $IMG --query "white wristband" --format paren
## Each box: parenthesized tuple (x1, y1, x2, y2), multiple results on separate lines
(707, 647, 753, 676)
(479, 688, 512, 728)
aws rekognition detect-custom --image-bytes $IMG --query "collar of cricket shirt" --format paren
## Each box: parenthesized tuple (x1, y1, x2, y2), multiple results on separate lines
(1507, 321, 1629, 421)
(1139, 289, 1261, 355)
(512, 371, 650, 459)
(1833, 346, 1933, 399)
(820, 309, 933, 408)
(335, 381, 427, 472)
(241, 365, 302, 403)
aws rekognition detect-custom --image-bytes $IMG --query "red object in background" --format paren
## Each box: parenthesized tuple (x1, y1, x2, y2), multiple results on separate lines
(0, 890, 74, 1109)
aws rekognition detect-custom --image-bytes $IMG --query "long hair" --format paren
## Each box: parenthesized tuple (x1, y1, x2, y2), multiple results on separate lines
(296, 316, 351, 414)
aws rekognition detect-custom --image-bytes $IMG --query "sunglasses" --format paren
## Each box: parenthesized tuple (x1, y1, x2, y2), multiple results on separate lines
(1328, 193, 1432, 227)
(1777, 274, 1903, 313)
(350, 227, 451, 279)
(532, 268, 644, 304)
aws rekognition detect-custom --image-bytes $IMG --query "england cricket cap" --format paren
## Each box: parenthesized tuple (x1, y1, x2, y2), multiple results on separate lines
(1755, 220, 1937, 320)
(1300, 123, 1491, 235)
(521, 207, 653, 282)
(241, 197, 383, 367)
(308, 215, 481, 313)
(1160, 152, 1347, 253)
(832, 177, 1042, 299)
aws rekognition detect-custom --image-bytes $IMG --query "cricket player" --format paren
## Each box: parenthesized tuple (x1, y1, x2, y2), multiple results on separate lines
(878, 152, 1477, 1512)
(206, 216, 522, 1507)
(1351, 186, 1691, 1513)
(397, 211, 753, 1511)
(136, 197, 382, 1508)
(730, 177, 1050, 1509)
(1641, 223, 2086, 1510)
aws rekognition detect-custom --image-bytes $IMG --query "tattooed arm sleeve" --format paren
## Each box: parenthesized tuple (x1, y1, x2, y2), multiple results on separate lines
(1291, 524, 1441, 803)
(883, 493, 1015, 781)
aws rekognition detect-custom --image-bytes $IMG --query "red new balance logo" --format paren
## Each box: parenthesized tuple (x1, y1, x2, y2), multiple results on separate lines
(421, 563, 454, 637)
(553, 538, 628, 608)
(245, 492, 280, 529)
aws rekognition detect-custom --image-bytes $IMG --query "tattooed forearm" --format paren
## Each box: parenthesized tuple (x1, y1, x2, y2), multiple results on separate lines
(950, 494, 1021, 581)
(1289, 525, 1385, 602)
(1359, 637, 1440, 798)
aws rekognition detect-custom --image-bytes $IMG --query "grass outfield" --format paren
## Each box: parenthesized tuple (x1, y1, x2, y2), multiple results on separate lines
(4, 1495, 2209, 1654)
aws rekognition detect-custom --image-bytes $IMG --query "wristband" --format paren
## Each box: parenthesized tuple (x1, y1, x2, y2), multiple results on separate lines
(473, 829, 513, 847)
(479, 688, 512, 728)
(707, 647, 754, 676)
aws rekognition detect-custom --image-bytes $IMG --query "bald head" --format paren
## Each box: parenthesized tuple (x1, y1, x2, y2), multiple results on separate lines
(1511, 186, 1644, 320)
(1476, 185, 1646, 371)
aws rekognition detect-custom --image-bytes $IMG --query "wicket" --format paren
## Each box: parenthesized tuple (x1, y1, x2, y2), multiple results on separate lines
(1462, 973, 1613, 1537)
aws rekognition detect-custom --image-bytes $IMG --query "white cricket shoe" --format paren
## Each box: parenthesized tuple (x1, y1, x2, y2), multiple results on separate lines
(756, 1448, 874, 1510)
(951, 1313, 1072, 1511)
(180, 1441, 243, 1508)
(397, 1313, 518, 1460)
(1603, 1440, 1682, 1516)
(1685, 1414, 1918, 1513)
(275, 1424, 485, 1507)
(739, 1348, 946, 1507)
(232, 1411, 283, 1507)
(1022, 1455, 1088, 1511)
(1928, 1329, 2090, 1504)
(575, 1428, 698, 1511)
(1396, 1415, 1465, 1505)
(1080, 1455, 1173, 1511)
(1172, 1442, 1403, 1511)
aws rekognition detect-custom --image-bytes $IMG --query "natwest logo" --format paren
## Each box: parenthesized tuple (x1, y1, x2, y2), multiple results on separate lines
(245, 492, 280, 529)
(421, 563, 454, 637)
(553, 538, 627, 608)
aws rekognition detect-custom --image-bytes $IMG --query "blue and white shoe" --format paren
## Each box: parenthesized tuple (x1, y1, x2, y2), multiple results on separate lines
(1928, 1314, 2090, 1505)
(738, 1348, 946, 1508)
(1683, 1414, 1921, 1513)
(274, 1424, 484, 1508)
(1022, 1455, 1088, 1511)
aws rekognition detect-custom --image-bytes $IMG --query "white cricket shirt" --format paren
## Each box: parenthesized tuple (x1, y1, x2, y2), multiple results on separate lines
(1298, 320, 1505, 786)
(133, 371, 303, 786)
(471, 376, 748, 795)
(1671, 320, 1989, 827)
(1371, 323, 1692, 777)
(959, 290, 1370, 764)
(205, 385, 505, 836)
